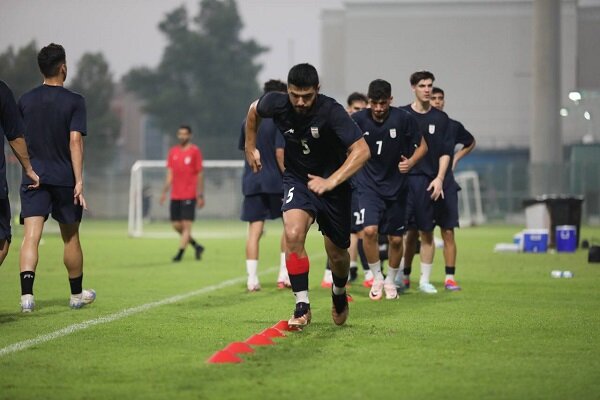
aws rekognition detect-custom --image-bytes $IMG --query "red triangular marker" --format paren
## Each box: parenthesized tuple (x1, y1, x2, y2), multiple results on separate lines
(261, 327, 286, 338)
(207, 350, 243, 364)
(245, 334, 275, 346)
(224, 342, 255, 354)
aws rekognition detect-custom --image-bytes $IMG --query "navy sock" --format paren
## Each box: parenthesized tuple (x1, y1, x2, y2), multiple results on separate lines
(69, 274, 83, 295)
(332, 273, 348, 290)
(445, 266, 456, 275)
(20, 271, 35, 295)
(357, 239, 369, 271)
(404, 265, 412, 277)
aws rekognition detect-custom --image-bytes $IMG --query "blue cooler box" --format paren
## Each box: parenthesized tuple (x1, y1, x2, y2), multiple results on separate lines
(556, 225, 577, 252)
(523, 229, 549, 253)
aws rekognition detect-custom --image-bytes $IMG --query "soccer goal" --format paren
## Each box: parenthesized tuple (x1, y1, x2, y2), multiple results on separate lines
(455, 170, 486, 226)
(128, 159, 244, 237)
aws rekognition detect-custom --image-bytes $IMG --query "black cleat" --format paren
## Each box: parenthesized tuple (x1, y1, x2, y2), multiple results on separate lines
(194, 244, 205, 260)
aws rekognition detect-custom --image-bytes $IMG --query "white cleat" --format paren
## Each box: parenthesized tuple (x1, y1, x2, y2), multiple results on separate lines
(70, 289, 96, 309)
(21, 294, 35, 313)
(384, 282, 399, 299)
(419, 282, 438, 294)
(247, 277, 261, 292)
(369, 279, 384, 300)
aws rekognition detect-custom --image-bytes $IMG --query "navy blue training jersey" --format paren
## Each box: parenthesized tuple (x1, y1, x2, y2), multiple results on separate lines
(256, 92, 362, 185)
(0, 80, 24, 198)
(353, 107, 422, 198)
(400, 104, 453, 179)
(238, 118, 285, 195)
(18, 85, 87, 187)
(452, 119, 474, 148)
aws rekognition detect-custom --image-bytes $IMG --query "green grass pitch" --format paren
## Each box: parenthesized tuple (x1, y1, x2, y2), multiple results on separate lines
(0, 220, 599, 400)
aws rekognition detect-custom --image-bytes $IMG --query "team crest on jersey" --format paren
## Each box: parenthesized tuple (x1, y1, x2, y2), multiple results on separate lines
(389, 128, 397, 138)
(184, 156, 192, 165)
(428, 124, 436, 134)
(310, 127, 320, 138)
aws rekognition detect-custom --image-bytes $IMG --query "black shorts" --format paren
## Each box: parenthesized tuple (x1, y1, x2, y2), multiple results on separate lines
(241, 193, 283, 222)
(170, 199, 196, 221)
(0, 197, 12, 242)
(406, 175, 460, 231)
(20, 184, 83, 224)
(350, 189, 363, 233)
(282, 175, 351, 249)
(359, 188, 408, 236)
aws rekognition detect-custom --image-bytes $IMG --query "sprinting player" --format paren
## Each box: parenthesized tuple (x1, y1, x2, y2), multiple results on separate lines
(426, 86, 476, 290)
(244, 63, 370, 327)
(0, 80, 40, 266)
(353, 79, 427, 300)
(321, 91, 371, 287)
(238, 79, 289, 291)
(160, 125, 205, 262)
(17, 43, 94, 312)
(398, 71, 453, 294)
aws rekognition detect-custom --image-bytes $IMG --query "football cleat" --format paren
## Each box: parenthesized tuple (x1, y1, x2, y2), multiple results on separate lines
(444, 279, 462, 291)
(369, 279, 384, 300)
(362, 270, 374, 288)
(288, 303, 311, 328)
(247, 277, 261, 292)
(194, 244, 205, 260)
(21, 294, 35, 313)
(384, 282, 399, 299)
(331, 292, 349, 326)
(70, 289, 96, 309)
(419, 282, 438, 294)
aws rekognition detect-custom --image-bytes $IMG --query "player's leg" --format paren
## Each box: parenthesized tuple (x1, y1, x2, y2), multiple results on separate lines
(324, 236, 350, 325)
(441, 227, 460, 290)
(400, 229, 418, 288)
(19, 216, 44, 312)
(0, 197, 12, 265)
(0, 239, 8, 266)
(53, 185, 95, 309)
(277, 230, 290, 288)
(439, 183, 461, 290)
(418, 229, 437, 293)
(359, 191, 386, 300)
(283, 208, 313, 327)
(245, 220, 264, 291)
(348, 232, 359, 282)
(381, 196, 407, 299)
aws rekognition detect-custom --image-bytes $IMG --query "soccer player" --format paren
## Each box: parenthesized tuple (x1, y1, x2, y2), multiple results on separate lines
(353, 79, 427, 300)
(17, 43, 94, 312)
(238, 79, 289, 291)
(423, 86, 476, 290)
(0, 81, 40, 266)
(399, 71, 454, 294)
(244, 63, 370, 327)
(160, 125, 205, 262)
(321, 91, 371, 287)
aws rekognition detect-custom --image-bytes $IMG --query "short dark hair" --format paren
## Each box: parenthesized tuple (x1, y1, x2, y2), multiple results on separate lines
(409, 70, 435, 86)
(287, 63, 319, 88)
(263, 79, 287, 94)
(347, 92, 368, 106)
(38, 43, 66, 78)
(432, 87, 444, 96)
(367, 79, 392, 101)
(179, 125, 192, 134)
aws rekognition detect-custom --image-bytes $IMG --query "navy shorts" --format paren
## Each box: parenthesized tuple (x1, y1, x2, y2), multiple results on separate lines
(241, 193, 283, 222)
(359, 189, 408, 236)
(406, 175, 460, 231)
(282, 175, 351, 249)
(170, 199, 196, 221)
(350, 189, 363, 233)
(0, 197, 12, 242)
(20, 184, 83, 224)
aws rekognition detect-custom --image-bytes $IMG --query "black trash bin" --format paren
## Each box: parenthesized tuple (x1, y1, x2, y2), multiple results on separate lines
(522, 195, 584, 248)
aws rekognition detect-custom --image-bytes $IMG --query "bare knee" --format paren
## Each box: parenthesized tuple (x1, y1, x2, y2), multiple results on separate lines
(362, 226, 378, 242)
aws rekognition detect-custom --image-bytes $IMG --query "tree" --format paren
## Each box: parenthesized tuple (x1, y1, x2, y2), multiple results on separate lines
(70, 52, 121, 171)
(124, 0, 267, 158)
(0, 41, 41, 99)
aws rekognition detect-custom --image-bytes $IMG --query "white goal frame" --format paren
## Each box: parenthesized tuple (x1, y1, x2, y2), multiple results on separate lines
(128, 159, 244, 237)
(455, 170, 486, 226)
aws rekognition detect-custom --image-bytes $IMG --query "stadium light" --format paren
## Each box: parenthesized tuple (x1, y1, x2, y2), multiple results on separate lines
(559, 108, 569, 117)
(568, 91, 582, 102)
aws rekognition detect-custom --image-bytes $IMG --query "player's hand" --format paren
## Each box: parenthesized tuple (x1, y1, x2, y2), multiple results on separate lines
(307, 174, 334, 195)
(427, 177, 444, 201)
(25, 168, 40, 189)
(398, 155, 413, 174)
(159, 192, 166, 205)
(196, 197, 205, 209)
(73, 182, 88, 210)
(245, 147, 262, 173)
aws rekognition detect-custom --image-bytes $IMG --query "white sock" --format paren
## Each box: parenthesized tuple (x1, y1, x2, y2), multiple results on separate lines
(294, 290, 309, 304)
(323, 268, 333, 283)
(420, 263, 433, 286)
(332, 284, 346, 295)
(445, 274, 455, 281)
(349, 261, 357, 269)
(246, 259, 258, 279)
(278, 253, 288, 280)
(385, 267, 399, 284)
(368, 261, 384, 281)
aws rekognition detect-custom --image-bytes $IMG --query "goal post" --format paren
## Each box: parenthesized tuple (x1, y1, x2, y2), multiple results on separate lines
(455, 170, 486, 226)
(128, 159, 244, 237)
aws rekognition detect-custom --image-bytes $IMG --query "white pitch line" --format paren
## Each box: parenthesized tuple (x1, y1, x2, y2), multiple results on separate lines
(0, 267, 278, 358)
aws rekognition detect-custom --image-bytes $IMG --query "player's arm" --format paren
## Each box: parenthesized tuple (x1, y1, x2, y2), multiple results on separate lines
(453, 137, 476, 170)
(275, 148, 285, 173)
(308, 137, 370, 195)
(70, 130, 87, 209)
(399, 136, 428, 174)
(244, 100, 262, 173)
(196, 170, 205, 208)
(8, 137, 39, 188)
(160, 168, 172, 205)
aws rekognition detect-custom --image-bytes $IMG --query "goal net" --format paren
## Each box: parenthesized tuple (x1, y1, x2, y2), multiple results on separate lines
(455, 170, 486, 226)
(128, 160, 244, 237)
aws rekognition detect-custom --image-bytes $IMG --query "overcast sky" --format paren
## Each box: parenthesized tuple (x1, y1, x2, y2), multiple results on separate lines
(0, 0, 344, 85)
